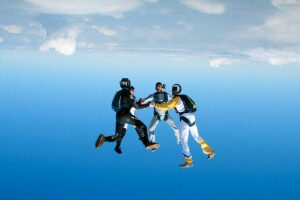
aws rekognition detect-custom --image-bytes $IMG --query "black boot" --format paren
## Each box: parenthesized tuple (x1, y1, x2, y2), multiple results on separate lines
(114, 141, 122, 154)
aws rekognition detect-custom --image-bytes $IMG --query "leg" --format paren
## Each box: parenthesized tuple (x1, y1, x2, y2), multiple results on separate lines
(166, 115, 180, 144)
(179, 119, 193, 167)
(127, 115, 160, 150)
(148, 116, 160, 143)
(114, 124, 128, 154)
(95, 121, 124, 148)
(115, 123, 128, 147)
(104, 122, 124, 142)
(187, 114, 215, 160)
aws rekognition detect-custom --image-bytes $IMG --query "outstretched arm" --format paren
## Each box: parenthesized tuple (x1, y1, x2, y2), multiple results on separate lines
(153, 96, 180, 110)
(136, 101, 150, 109)
(141, 94, 154, 104)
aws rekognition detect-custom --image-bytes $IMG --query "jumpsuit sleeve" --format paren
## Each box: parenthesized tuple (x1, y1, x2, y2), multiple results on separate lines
(131, 95, 149, 109)
(143, 94, 154, 103)
(136, 102, 150, 109)
(155, 96, 180, 110)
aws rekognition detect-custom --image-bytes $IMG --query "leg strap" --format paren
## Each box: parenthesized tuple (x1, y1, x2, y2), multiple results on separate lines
(180, 116, 195, 127)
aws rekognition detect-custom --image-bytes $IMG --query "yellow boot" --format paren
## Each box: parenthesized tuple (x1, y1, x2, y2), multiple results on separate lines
(179, 156, 193, 168)
(198, 140, 216, 160)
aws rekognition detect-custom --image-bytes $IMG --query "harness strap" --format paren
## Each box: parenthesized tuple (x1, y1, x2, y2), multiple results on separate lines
(180, 116, 195, 127)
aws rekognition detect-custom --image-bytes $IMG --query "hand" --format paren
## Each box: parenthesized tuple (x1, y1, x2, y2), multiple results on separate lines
(149, 102, 155, 107)
(138, 98, 145, 103)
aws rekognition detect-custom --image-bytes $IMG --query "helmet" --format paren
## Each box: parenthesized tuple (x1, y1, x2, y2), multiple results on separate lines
(172, 84, 181, 94)
(120, 78, 131, 88)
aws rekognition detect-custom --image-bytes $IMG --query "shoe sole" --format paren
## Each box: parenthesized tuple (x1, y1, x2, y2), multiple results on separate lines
(146, 143, 160, 150)
(95, 134, 105, 148)
(179, 163, 193, 168)
(208, 151, 216, 160)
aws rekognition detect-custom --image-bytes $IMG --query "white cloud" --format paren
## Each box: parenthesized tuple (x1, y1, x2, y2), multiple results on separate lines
(263, 8, 300, 44)
(25, 0, 155, 18)
(0, 37, 3, 43)
(2, 25, 23, 34)
(232, 5, 300, 45)
(271, 0, 299, 9)
(209, 58, 241, 68)
(180, 0, 225, 14)
(40, 27, 79, 56)
(245, 48, 300, 65)
(92, 26, 117, 36)
(145, 0, 159, 2)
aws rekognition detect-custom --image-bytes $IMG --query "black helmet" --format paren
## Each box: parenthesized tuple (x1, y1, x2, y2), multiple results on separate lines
(120, 78, 131, 88)
(172, 84, 181, 94)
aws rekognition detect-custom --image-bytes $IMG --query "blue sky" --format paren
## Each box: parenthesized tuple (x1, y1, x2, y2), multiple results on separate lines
(1, 1, 300, 200)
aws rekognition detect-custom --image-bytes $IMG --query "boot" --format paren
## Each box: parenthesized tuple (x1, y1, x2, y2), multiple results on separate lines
(179, 156, 193, 168)
(179, 162, 193, 168)
(95, 134, 105, 148)
(145, 142, 160, 150)
(114, 140, 122, 154)
(114, 146, 122, 154)
(198, 140, 213, 155)
(208, 151, 216, 160)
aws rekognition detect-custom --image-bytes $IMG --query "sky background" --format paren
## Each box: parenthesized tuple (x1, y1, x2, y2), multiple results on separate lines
(1, 0, 300, 199)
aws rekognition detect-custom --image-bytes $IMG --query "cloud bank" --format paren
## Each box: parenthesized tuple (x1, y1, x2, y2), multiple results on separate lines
(180, 0, 225, 14)
(245, 48, 300, 65)
(271, 0, 299, 9)
(25, 0, 154, 18)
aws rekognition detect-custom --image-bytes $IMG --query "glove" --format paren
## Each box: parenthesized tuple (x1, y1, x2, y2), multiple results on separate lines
(149, 103, 155, 107)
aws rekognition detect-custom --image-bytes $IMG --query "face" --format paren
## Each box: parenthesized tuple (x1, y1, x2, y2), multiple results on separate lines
(156, 84, 163, 92)
(130, 88, 135, 95)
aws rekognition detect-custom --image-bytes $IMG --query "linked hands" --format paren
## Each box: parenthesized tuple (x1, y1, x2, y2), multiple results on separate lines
(138, 98, 145, 103)
(149, 102, 155, 107)
(138, 98, 154, 108)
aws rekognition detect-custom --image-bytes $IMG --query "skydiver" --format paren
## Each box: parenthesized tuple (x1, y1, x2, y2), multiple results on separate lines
(140, 82, 180, 152)
(95, 78, 160, 153)
(150, 84, 215, 168)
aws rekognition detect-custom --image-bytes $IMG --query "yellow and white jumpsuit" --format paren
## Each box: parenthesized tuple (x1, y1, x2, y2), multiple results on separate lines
(155, 95, 214, 164)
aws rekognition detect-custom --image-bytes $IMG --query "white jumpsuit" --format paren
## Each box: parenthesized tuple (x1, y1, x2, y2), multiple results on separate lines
(143, 92, 180, 144)
(155, 95, 214, 164)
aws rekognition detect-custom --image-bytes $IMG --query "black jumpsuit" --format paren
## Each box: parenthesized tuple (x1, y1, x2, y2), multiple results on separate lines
(105, 89, 151, 146)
